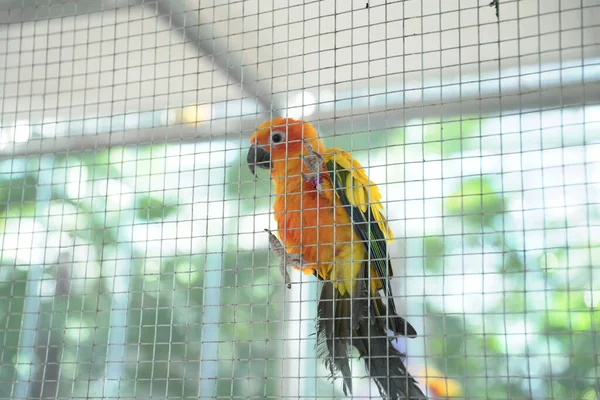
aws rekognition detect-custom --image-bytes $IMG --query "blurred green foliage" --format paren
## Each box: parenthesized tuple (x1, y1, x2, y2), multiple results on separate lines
(419, 121, 599, 399)
(424, 118, 481, 158)
(0, 121, 598, 400)
(446, 177, 504, 228)
(0, 175, 37, 213)
(0, 146, 283, 399)
(135, 194, 178, 221)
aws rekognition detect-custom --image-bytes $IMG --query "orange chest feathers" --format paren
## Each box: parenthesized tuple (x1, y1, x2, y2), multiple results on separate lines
(271, 179, 359, 266)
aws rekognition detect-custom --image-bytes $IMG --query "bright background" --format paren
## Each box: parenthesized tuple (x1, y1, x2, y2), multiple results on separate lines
(1, 0, 599, 399)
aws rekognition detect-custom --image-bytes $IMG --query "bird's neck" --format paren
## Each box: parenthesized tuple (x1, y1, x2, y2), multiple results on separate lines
(270, 139, 327, 194)
(271, 158, 305, 194)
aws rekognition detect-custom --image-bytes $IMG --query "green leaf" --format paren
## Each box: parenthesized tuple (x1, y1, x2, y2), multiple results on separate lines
(135, 194, 178, 221)
(426, 305, 466, 356)
(0, 175, 38, 214)
(582, 389, 600, 400)
(503, 251, 524, 273)
(424, 119, 480, 158)
(424, 236, 444, 272)
(81, 150, 110, 180)
(446, 177, 504, 228)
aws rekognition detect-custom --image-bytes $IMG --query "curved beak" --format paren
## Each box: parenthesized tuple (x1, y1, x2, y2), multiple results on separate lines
(247, 143, 271, 176)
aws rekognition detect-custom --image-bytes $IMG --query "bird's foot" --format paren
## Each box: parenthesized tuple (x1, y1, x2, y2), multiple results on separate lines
(300, 140, 324, 193)
(264, 229, 304, 289)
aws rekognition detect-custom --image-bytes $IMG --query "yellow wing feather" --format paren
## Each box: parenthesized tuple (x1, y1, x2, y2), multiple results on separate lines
(322, 149, 394, 244)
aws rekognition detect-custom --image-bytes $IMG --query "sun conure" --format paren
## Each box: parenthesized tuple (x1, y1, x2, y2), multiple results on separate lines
(248, 117, 426, 400)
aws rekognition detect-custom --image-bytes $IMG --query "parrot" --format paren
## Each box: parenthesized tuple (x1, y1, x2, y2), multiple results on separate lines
(247, 117, 427, 400)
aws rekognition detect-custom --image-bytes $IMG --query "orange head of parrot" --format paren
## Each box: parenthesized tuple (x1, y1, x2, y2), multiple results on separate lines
(247, 117, 324, 177)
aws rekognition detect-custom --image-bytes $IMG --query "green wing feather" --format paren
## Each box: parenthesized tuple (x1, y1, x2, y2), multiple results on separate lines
(322, 151, 394, 294)
(322, 151, 418, 338)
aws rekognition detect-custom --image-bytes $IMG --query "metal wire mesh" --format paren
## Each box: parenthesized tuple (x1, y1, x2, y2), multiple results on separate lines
(0, 0, 599, 399)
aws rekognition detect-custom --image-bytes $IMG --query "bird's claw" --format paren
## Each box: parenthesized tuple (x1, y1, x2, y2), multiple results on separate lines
(264, 229, 304, 289)
(301, 140, 324, 193)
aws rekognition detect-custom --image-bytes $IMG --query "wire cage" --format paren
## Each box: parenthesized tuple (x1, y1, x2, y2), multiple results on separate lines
(0, 0, 599, 399)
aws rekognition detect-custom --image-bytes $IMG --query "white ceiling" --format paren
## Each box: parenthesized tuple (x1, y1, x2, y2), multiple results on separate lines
(0, 0, 598, 152)
(0, 2, 237, 122)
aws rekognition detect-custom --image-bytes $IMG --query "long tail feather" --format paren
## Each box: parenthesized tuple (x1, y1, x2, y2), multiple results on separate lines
(316, 276, 368, 395)
(316, 266, 426, 399)
(374, 297, 418, 338)
(354, 319, 427, 400)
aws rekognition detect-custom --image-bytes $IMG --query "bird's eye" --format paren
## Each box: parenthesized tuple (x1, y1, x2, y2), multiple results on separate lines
(271, 131, 284, 143)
